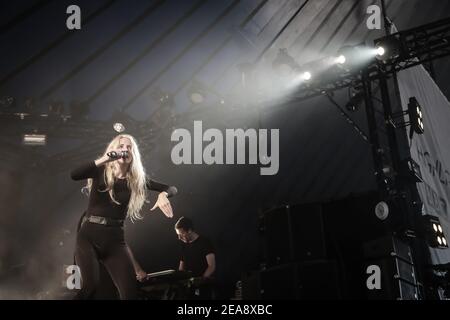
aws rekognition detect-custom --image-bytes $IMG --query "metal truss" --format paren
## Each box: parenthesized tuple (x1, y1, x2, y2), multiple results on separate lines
(377, 17, 450, 74)
(284, 17, 450, 103)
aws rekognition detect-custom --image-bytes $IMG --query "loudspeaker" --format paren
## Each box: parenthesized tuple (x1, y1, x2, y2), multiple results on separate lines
(260, 263, 297, 299)
(364, 236, 414, 264)
(241, 270, 261, 300)
(296, 260, 341, 299)
(364, 258, 419, 300)
(259, 260, 341, 300)
(363, 236, 419, 300)
(261, 204, 327, 267)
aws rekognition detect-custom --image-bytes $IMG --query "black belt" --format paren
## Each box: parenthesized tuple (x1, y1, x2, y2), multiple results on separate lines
(83, 215, 124, 227)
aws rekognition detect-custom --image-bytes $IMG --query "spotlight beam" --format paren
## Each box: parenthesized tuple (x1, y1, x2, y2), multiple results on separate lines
(376, 47, 385, 56)
(336, 55, 346, 64)
(302, 72, 312, 81)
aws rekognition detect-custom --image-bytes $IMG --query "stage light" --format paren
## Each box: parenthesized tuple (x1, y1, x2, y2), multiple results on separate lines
(293, 56, 342, 86)
(337, 46, 359, 65)
(302, 71, 312, 81)
(374, 35, 405, 62)
(113, 122, 125, 133)
(345, 101, 358, 112)
(422, 215, 448, 249)
(190, 92, 204, 104)
(398, 157, 423, 184)
(408, 97, 424, 136)
(345, 89, 364, 112)
(290, 70, 312, 87)
(110, 109, 137, 133)
(345, 96, 360, 112)
(376, 47, 385, 56)
(335, 45, 376, 71)
(14, 112, 29, 120)
(23, 134, 46, 146)
(336, 55, 346, 64)
(187, 80, 207, 105)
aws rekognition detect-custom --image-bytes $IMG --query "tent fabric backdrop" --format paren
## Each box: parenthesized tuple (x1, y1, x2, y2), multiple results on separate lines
(398, 65, 450, 264)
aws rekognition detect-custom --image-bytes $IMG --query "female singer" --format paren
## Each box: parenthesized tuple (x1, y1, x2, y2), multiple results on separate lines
(70, 134, 177, 299)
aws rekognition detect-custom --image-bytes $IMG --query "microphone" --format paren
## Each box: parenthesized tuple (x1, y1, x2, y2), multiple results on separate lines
(107, 151, 129, 159)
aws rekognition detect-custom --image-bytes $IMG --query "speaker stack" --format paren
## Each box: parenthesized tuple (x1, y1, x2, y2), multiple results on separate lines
(363, 236, 420, 300)
(241, 192, 420, 300)
(242, 203, 342, 299)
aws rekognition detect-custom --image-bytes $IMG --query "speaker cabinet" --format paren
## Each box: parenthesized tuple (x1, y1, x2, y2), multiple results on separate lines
(261, 204, 327, 267)
(241, 261, 341, 300)
(363, 236, 419, 300)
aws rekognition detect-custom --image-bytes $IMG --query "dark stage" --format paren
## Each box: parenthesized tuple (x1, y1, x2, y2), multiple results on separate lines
(1, 0, 450, 302)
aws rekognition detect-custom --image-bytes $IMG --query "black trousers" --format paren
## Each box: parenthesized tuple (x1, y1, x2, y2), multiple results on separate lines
(74, 221, 138, 300)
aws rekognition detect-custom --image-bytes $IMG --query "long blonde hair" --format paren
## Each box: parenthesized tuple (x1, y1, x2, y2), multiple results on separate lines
(86, 134, 147, 222)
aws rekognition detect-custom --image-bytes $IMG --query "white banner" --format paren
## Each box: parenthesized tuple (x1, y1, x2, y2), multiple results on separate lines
(398, 65, 450, 263)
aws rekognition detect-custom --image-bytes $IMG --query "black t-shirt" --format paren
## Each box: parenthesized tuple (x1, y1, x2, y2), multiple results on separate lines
(71, 161, 177, 220)
(180, 236, 215, 277)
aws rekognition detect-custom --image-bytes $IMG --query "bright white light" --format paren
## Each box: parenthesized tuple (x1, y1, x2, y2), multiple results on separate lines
(443, 237, 447, 246)
(438, 225, 443, 233)
(302, 72, 312, 81)
(23, 134, 46, 146)
(289, 72, 312, 88)
(336, 55, 346, 64)
(437, 236, 443, 245)
(433, 223, 438, 232)
(190, 92, 204, 104)
(113, 122, 125, 133)
(376, 47, 385, 56)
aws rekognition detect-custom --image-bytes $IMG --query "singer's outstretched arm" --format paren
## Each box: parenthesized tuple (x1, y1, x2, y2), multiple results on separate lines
(70, 161, 100, 180)
(146, 179, 178, 198)
(70, 155, 112, 181)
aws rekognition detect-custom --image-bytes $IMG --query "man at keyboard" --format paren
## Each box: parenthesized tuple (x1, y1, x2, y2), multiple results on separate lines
(175, 216, 216, 299)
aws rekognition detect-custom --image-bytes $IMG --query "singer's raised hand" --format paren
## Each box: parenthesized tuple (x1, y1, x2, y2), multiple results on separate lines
(150, 192, 173, 218)
(94, 150, 123, 167)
